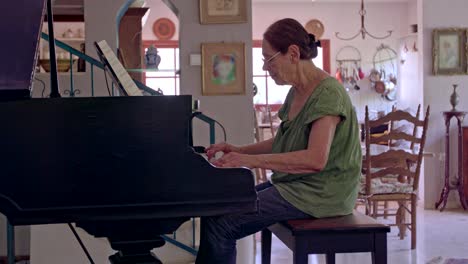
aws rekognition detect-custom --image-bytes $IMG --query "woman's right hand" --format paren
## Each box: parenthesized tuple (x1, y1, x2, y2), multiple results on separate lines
(205, 142, 241, 160)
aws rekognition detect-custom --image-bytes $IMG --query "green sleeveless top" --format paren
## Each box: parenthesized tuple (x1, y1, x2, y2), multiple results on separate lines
(271, 77, 361, 218)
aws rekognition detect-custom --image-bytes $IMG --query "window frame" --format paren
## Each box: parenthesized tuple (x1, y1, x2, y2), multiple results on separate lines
(252, 39, 330, 110)
(141, 39, 330, 98)
(142, 40, 179, 95)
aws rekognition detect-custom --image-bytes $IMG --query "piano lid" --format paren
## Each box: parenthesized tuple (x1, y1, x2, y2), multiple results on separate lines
(0, 0, 45, 97)
(0, 95, 257, 225)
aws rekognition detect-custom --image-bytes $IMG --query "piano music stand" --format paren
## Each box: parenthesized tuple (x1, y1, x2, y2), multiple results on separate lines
(94, 41, 128, 96)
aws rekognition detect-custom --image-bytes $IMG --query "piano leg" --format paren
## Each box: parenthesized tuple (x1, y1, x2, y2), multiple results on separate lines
(109, 237, 165, 264)
(77, 218, 188, 264)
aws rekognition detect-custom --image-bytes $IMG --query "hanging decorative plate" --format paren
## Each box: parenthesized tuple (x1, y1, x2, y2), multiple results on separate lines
(305, 19, 325, 39)
(152, 18, 176, 40)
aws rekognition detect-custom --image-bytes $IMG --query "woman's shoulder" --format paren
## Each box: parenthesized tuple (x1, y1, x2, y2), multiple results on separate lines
(318, 77, 344, 90)
(312, 77, 344, 100)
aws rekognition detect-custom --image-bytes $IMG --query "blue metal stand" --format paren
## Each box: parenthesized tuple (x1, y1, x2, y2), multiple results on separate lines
(7, 221, 15, 264)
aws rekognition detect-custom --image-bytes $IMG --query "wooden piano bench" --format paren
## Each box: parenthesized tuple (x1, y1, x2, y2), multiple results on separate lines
(261, 211, 390, 264)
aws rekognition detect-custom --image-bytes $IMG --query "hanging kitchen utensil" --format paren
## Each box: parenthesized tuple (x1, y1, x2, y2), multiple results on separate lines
(385, 87, 397, 101)
(335, 68, 343, 83)
(358, 67, 365, 79)
(335, 45, 362, 91)
(374, 81, 386, 94)
(369, 69, 381, 82)
(372, 44, 398, 100)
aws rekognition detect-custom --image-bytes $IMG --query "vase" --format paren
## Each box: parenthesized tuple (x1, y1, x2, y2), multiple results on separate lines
(450, 84, 460, 111)
(145, 45, 161, 69)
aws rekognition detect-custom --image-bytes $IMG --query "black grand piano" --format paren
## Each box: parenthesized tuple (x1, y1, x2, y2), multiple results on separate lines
(0, 1, 257, 263)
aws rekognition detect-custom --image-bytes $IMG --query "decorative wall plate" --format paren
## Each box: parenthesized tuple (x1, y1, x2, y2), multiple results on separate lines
(152, 18, 176, 40)
(305, 19, 325, 39)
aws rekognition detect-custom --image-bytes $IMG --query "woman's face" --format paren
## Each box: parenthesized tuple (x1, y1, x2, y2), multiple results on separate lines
(262, 40, 290, 85)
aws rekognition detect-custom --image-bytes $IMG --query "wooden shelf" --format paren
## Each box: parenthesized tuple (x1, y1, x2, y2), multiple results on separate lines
(43, 14, 84, 22)
(126, 68, 178, 73)
(56, 38, 84, 42)
(398, 33, 417, 39)
(36, 72, 87, 76)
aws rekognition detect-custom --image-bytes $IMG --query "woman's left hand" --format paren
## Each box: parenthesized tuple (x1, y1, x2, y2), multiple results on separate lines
(211, 152, 258, 169)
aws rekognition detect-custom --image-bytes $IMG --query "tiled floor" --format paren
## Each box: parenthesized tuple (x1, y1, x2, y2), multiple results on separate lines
(254, 207, 468, 264)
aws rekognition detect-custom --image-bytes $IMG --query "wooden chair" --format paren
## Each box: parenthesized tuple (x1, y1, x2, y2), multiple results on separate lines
(253, 105, 279, 184)
(254, 108, 267, 183)
(360, 105, 429, 249)
(378, 105, 422, 218)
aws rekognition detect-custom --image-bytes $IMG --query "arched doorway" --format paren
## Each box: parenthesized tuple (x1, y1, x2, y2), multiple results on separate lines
(116, 0, 180, 95)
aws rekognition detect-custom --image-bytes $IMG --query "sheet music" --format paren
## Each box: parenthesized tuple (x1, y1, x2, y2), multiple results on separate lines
(96, 40, 143, 96)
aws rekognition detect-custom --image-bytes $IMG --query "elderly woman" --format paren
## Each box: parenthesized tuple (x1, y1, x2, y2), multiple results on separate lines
(195, 18, 361, 264)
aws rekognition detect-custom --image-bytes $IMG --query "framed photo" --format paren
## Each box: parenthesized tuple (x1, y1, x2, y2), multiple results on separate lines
(432, 28, 467, 75)
(199, 0, 247, 24)
(201, 42, 246, 95)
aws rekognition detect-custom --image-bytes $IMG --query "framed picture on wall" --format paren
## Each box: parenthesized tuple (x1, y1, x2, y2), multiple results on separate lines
(201, 42, 246, 95)
(432, 28, 467, 75)
(199, 0, 247, 24)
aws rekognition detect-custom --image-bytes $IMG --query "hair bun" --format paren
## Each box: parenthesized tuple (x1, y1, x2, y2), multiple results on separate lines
(308, 33, 316, 42)
(315, 40, 321, 47)
(308, 33, 321, 48)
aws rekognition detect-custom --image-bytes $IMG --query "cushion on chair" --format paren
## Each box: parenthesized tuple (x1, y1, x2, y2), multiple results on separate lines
(359, 172, 413, 194)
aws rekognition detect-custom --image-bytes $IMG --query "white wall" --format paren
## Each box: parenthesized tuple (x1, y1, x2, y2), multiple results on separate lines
(33, 0, 125, 98)
(422, 0, 468, 209)
(31, 0, 256, 263)
(141, 1, 413, 122)
(31, 0, 129, 263)
(0, 215, 29, 257)
(27, 2, 131, 262)
(169, 1, 255, 263)
(142, 1, 178, 41)
(252, 2, 409, 121)
(26, 0, 468, 262)
(171, 0, 255, 148)
(397, 0, 420, 110)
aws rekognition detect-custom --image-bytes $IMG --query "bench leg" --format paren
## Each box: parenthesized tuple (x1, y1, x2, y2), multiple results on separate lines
(293, 252, 308, 264)
(326, 253, 335, 264)
(261, 229, 272, 264)
(293, 237, 308, 264)
(372, 233, 387, 264)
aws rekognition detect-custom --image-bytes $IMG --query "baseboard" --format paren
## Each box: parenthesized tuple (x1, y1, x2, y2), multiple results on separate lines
(0, 255, 30, 264)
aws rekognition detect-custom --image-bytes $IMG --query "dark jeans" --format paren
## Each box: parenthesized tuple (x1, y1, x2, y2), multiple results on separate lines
(195, 181, 311, 264)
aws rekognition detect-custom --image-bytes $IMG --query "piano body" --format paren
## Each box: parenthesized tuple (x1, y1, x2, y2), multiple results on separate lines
(0, 1, 257, 263)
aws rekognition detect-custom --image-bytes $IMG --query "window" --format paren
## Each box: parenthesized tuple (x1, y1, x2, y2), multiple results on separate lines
(143, 40, 330, 99)
(143, 41, 179, 95)
(252, 40, 330, 106)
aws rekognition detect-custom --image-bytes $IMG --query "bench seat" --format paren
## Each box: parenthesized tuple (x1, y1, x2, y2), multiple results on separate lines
(261, 211, 390, 264)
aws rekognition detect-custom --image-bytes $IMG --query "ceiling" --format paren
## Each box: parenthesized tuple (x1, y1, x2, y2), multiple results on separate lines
(51, 0, 413, 7)
(52, 0, 84, 15)
(254, 0, 412, 2)
(50, 0, 412, 15)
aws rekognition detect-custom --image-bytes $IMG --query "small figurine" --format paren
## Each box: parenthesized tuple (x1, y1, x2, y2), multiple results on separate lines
(77, 43, 86, 72)
(145, 45, 161, 69)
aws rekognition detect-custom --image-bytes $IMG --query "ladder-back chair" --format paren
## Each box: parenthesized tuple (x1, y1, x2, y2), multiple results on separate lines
(361, 105, 429, 249)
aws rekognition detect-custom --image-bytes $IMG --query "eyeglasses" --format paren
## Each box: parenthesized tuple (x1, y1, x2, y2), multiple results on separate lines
(262, 51, 281, 65)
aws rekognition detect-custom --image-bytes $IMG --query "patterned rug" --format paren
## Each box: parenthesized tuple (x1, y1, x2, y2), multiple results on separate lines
(445, 260, 468, 264)
(427, 257, 468, 264)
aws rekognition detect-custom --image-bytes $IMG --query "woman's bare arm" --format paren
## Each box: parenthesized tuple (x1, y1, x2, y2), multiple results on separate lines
(256, 116, 340, 173)
(212, 116, 340, 173)
(238, 138, 274, 155)
(206, 138, 274, 160)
